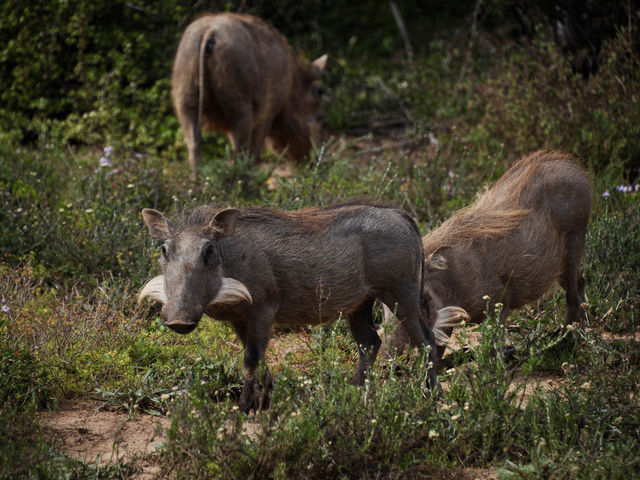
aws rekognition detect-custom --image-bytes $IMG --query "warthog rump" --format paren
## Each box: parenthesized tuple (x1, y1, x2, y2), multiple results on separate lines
(172, 13, 327, 175)
(139, 202, 439, 411)
(383, 151, 592, 361)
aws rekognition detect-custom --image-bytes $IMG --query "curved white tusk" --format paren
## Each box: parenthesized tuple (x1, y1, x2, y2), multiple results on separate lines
(207, 277, 252, 307)
(138, 275, 167, 304)
(432, 306, 470, 346)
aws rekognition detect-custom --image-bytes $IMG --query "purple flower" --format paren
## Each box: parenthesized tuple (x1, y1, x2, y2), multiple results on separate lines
(616, 185, 628, 193)
(104, 145, 113, 156)
(602, 190, 610, 198)
(1, 305, 9, 313)
(99, 156, 112, 167)
(149, 168, 157, 174)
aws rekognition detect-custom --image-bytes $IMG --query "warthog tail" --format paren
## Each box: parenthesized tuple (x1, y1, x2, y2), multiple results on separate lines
(138, 275, 167, 304)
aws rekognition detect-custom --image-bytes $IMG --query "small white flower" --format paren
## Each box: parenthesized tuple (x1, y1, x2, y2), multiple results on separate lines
(126, 183, 135, 189)
(371, 419, 377, 425)
(482, 295, 490, 301)
(172, 386, 178, 392)
(200, 380, 206, 385)
(495, 302, 504, 309)
(160, 393, 170, 401)
(451, 414, 461, 421)
(428, 430, 440, 439)
(85, 208, 94, 214)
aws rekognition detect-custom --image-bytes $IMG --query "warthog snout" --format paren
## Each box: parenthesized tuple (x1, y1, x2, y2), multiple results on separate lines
(162, 304, 203, 334)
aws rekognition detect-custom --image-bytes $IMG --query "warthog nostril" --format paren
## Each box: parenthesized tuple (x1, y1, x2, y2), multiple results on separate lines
(164, 319, 197, 334)
(161, 305, 203, 334)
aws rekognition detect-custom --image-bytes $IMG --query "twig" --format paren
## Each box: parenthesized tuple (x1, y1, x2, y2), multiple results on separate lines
(389, 1, 413, 61)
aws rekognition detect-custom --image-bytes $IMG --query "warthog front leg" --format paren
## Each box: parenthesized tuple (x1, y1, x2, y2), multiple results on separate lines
(347, 298, 381, 385)
(232, 307, 275, 413)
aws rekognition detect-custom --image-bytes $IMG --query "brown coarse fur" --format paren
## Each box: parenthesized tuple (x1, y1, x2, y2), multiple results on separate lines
(384, 151, 592, 361)
(171, 13, 327, 176)
(141, 201, 438, 412)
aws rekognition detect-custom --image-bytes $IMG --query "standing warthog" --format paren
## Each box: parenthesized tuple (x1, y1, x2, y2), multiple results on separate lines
(383, 151, 592, 361)
(139, 202, 438, 412)
(172, 13, 327, 174)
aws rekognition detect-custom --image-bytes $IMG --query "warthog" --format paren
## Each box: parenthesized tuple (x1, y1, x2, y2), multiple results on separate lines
(383, 151, 592, 361)
(139, 202, 439, 411)
(172, 13, 327, 174)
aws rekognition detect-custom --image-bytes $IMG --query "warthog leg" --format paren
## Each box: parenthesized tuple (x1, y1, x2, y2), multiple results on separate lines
(560, 227, 588, 325)
(233, 305, 275, 413)
(347, 298, 381, 385)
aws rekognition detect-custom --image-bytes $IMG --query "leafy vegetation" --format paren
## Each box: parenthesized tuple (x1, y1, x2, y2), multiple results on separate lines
(1, 0, 639, 478)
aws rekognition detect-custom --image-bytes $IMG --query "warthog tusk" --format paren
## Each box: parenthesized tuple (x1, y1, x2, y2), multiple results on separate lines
(208, 277, 253, 307)
(138, 275, 252, 307)
(138, 275, 167, 304)
(380, 303, 470, 347)
(433, 306, 470, 346)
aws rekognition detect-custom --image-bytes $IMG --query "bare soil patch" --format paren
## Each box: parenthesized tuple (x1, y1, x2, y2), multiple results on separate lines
(39, 399, 169, 478)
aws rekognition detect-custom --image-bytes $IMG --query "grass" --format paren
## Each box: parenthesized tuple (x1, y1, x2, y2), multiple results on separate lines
(1, 22, 639, 479)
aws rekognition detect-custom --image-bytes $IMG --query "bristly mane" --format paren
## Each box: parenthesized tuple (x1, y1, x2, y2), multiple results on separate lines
(172, 205, 222, 237)
(174, 200, 412, 237)
(424, 206, 530, 249)
(495, 150, 580, 204)
(423, 150, 582, 250)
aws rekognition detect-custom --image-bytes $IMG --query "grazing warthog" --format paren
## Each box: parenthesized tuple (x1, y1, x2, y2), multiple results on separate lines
(139, 202, 438, 411)
(383, 151, 592, 361)
(172, 13, 327, 174)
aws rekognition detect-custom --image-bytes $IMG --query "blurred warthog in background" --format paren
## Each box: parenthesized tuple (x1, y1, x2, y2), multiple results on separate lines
(172, 13, 327, 175)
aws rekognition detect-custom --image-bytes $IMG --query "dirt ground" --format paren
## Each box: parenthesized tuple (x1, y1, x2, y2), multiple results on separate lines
(41, 325, 637, 478)
(38, 400, 170, 479)
(35, 329, 548, 479)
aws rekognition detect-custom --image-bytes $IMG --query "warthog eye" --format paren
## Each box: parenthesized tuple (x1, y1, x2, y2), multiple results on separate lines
(202, 242, 216, 266)
(161, 243, 168, 259)
(311, 84, 325, 99)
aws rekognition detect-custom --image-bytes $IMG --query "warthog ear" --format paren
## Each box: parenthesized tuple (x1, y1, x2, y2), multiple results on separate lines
(142, 209, 175, 240)
(432, 306, 470, 346)
(211, 208, 240, 237)
(208, 277, 252, 307)
(138, 275, 167, 304)
(310, 54, 328, 78)
(426, 248, 449, 270)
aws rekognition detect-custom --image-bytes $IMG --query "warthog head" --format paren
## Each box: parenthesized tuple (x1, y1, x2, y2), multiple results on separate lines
(138, 208, 252, 334)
